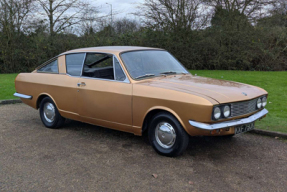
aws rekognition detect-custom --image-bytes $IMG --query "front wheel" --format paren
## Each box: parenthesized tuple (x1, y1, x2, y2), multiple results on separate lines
(39, 97, 65, 129)
(148, 112, 189, 157)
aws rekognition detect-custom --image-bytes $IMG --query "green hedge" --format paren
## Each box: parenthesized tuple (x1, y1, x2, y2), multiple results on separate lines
(0, 24, 286, 73)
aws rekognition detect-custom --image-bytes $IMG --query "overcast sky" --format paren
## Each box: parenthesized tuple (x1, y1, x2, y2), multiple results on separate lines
(96, 0, 144, 20)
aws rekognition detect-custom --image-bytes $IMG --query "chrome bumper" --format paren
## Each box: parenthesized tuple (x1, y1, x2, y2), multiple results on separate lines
(189, 108, 268, 130)
(13, 92, 32, 99)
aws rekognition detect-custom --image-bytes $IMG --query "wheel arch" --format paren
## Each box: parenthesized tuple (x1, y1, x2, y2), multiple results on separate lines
(36, 93, 59, 110)
(141, 106, 187, 134)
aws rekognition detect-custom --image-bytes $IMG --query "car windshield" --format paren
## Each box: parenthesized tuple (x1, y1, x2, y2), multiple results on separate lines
(120, 50, 188, 79)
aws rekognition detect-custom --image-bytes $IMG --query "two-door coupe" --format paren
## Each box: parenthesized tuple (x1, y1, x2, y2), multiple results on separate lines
(14, 46, 268, 156)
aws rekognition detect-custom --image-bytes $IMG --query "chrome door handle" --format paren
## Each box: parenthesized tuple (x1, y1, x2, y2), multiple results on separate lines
(77, 82, 86, 87)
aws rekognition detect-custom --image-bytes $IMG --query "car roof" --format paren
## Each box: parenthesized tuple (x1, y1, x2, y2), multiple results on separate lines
(61, 46, 164, 55)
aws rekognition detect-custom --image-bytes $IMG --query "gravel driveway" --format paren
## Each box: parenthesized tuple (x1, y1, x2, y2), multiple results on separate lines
(0, 103, 286, 191)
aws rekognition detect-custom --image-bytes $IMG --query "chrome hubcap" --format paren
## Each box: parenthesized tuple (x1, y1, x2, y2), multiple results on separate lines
(43, 102, 55, 123)
(155, 122, 176, 149)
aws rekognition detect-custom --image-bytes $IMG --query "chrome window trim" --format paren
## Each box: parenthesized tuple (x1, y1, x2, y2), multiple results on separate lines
(66, 73, 80, 78)
(37, 71, 59, 74)
(65, 53, 86, 77)
(79, 76, 130, 83)
(45, 51, 130, 84)
(113, 56, 129, 83)
(78, 52, 130, 84)
(189, 108, 268, 130)
(113, 56, 116, 80)
(80, 53, 87, 77)
(36, 58, 59, 74)
(35, 56, 59, 71)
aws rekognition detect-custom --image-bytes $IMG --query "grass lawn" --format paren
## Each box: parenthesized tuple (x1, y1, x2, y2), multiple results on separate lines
(190, 70, 287, 133)
(0, 71, 286, 133)
(0, 73, 18, 100)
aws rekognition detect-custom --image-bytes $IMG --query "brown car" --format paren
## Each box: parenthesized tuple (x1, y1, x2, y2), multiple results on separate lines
(14, 46, 268, 156)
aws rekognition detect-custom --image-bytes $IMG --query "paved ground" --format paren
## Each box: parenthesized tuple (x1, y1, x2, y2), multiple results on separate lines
(0, 103, 286, 191)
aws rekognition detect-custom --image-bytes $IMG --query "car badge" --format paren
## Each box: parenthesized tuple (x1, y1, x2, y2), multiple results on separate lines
(242, 92, 247, 96)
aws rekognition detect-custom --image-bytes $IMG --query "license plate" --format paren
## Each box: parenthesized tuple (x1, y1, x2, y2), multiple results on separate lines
(234, 122, 255, 135)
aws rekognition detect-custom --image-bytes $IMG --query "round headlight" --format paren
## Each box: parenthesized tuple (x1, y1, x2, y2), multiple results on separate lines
(262, 97, 267, 107)
(257, 98, 262, 108)
(223, 105, 231, 117)
(213, 107, 221, 120)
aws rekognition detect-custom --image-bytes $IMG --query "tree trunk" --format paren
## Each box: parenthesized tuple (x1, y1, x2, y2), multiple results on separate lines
(49, 0, 54, 36)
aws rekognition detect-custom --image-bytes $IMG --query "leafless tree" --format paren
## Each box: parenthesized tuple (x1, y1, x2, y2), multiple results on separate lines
(0, 0, 34, 34)
(270, 0, 287, 14)
(113, 18, 141, 34)
(79, 3, 99, 35)
(260, 0, 287, 27)
(36, 0, 95, 36)
(136, 0, 209, 31)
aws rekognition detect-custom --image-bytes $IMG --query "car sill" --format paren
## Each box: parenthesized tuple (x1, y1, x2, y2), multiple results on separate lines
(13, 93, 33, 99)
(189, 108, 268, 130)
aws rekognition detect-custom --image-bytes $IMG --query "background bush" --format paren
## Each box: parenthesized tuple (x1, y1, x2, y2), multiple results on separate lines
(0, 0, 286, 73)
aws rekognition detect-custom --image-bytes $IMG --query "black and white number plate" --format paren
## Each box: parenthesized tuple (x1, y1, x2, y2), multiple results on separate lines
(234, 122, 255, 135)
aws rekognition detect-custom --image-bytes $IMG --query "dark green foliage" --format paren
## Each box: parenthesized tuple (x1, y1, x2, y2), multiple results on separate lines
(211, 6, 251, 29)
(0, 11, 286, 73)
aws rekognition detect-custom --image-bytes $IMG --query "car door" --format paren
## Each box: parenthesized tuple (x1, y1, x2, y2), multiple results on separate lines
(39, 54, 84, 117)
(55, 53, 86, 116)
(78, 53, 132, 128)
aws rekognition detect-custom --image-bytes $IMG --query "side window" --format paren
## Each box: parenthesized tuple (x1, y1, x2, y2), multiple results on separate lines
(82, 53, 114, 80)
(38, 60, 58, 73)
(66, 53, 85, 76)
(114, 57, 126, 81)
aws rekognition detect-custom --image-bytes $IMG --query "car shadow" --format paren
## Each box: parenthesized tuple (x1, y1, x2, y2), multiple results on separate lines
(61, 120, 244, 159)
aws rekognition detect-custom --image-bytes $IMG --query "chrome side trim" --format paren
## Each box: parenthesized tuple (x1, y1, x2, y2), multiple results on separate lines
(13, 93, 32, 99)
(189, 108, 268, 130)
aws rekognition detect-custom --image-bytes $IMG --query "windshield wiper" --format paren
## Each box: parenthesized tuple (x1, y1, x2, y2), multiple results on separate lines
(135, 74, 155, 79)
(160, 71, 177, 75)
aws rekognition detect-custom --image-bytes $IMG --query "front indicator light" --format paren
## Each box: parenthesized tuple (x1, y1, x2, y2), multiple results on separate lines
(262, 97, 267, 107)
(210, 129, 220, 135)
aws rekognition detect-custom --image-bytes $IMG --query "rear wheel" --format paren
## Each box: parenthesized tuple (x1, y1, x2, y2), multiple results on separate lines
(148, 112, 189, 157)
(39, 97, 65, 128)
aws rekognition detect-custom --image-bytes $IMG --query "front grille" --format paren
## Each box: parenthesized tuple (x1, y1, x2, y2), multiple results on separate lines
(231, 98, 258, 117)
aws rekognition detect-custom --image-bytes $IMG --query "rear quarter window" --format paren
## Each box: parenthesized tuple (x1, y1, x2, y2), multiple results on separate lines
(38, 60, 58, 73)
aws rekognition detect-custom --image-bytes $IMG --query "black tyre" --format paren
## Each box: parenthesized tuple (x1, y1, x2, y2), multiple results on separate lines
(148, 112, 189, 157)
(39, 97, 65, 128)
(221, 134, 235, 138)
